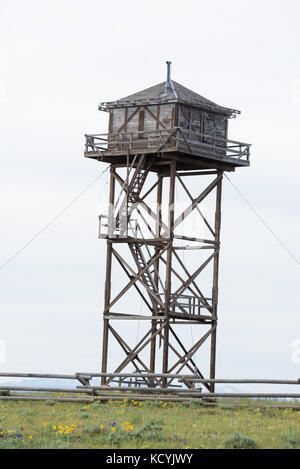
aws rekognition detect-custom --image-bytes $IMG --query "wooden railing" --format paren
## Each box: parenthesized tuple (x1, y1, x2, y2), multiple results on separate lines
(85, 127, 251, 163)
(98, 215, 138, 239)
(85, 129, 174, 153)
(170, 294, 213, 316)
(0, 373, 299, 407)
(178, 128, 250, 162)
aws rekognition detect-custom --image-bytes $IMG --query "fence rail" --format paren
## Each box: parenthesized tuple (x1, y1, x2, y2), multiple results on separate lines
(0, 372, 299, 410)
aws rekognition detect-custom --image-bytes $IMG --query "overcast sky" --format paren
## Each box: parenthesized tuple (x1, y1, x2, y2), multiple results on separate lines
(0, 0, 299, 387)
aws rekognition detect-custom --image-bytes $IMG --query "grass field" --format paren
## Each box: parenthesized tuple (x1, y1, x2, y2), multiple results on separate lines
(0, 397, 299, 449)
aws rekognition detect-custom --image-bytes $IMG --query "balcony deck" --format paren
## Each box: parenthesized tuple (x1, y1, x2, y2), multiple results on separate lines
(84, 127, 250, 171)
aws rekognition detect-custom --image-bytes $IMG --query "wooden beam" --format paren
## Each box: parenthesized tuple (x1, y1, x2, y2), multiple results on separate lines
(173, 251, 218, 298)
(169, 174, 222, 234)
(168, 325, 216, 374)
(108, 244, 170, 311)
(210, 171, 223, 392)
(101, 168, 115, 383)
(163, 162, 176, 384)
(177, 175, 215, 237)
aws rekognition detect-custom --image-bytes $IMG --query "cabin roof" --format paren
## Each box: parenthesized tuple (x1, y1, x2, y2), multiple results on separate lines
(99, 81, 240, 117)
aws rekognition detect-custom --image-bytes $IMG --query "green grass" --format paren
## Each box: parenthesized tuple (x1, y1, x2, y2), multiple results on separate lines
(0, 397, 299, 449)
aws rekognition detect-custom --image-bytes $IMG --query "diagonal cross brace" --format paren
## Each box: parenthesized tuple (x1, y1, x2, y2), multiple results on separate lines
(112, 248, 165, 309)
(109, 323, 167, 380)
(162, 174, 222, 236)
(106, 243, 170, 312)
(173, 251, 218, 298)
(168, 325, 216, 375)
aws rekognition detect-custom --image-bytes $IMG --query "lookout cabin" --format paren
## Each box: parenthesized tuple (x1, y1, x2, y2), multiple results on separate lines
(85, 62, 250, 172)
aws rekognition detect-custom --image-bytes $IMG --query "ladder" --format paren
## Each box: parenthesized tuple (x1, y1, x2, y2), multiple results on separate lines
(115, 155, 163, 312)
(130, 243, 157, 296)
(116, 155, 152, 236)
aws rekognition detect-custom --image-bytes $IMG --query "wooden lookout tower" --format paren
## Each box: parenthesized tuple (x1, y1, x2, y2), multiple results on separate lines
(84, 62, 251, 390)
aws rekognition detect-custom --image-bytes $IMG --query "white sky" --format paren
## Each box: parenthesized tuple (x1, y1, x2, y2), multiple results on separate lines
(0, 0, 299, 385)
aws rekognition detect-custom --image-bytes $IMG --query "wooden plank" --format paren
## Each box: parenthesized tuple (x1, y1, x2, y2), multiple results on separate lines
(138, 109, 144, 132)
(0, 372, 76, 379)
(181, 379, 300, 385)
(180, 393, 300, 399)
(116, 107, 139, 133)
(0, 386, 91, 394)
(107, 314, 166, 320)
(144, 105, 170, 131)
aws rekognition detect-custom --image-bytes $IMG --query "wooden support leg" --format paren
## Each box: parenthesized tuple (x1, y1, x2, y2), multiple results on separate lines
(209, 171, 223, 392)
(99, 163, 224, 389)
(150, 175, 163, 380)
(101, 169, 115, 385)
(162, 163, 176, 386)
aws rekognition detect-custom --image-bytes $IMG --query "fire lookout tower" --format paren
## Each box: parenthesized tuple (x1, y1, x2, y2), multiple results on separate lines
(84, 63, 251, 390)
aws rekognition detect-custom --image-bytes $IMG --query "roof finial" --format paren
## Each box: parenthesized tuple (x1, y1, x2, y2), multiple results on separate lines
(165, 61, 172, 94)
